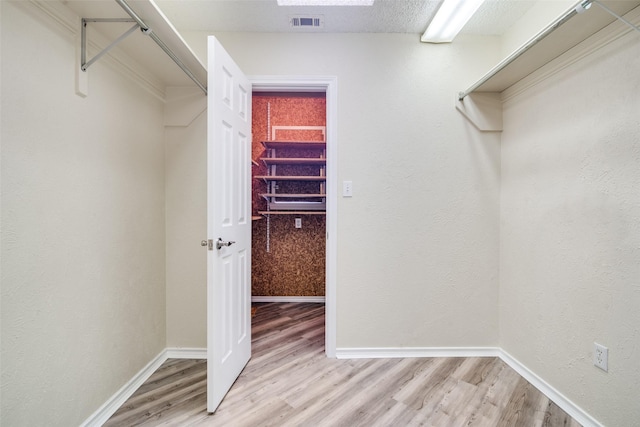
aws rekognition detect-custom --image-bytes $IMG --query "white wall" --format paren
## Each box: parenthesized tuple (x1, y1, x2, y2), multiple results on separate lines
(500, 27, 640, 427)
(174, 31, 502, 349)
(164, 88, 207, 348)
(4, 0, 636, 424)
(0, 2, 167, 425)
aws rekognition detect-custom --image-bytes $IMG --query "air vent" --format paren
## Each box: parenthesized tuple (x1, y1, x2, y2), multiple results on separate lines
(289, 15, 324, 28)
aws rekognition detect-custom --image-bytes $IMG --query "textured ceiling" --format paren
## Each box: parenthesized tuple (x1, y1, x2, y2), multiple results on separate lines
(154, 0, 538, 35)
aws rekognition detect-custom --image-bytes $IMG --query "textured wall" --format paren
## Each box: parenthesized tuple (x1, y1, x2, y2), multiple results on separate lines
(1, 2, 166, 425)
(181, 31, 502, 349)
(165, 91, 208, 348)
(253, 216, 326, 296)
(252, 94, 326, 296)
(500, 29, 640, 426)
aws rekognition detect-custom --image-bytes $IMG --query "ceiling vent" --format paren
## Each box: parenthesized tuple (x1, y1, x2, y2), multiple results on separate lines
(289, 15, 324, 28)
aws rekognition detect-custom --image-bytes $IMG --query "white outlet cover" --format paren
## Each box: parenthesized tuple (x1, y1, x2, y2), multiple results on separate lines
(343, 180, 353, 197)
(594, 342, 608, 372)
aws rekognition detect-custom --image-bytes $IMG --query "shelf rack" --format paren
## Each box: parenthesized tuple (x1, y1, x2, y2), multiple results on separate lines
(257, 140, 327, 214)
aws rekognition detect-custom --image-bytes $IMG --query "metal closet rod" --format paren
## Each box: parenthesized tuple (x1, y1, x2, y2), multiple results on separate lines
(457, 0, 640, 101)
(115, 0, 207, 95)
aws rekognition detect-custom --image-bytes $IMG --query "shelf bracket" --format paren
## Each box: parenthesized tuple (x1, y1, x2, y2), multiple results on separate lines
(455, 92, 503, 132)
(80, 18, 139, 72)
(591, 0, 640, 34)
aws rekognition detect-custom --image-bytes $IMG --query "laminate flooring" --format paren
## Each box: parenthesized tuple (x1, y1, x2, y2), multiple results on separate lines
(105, 302, 581, 427)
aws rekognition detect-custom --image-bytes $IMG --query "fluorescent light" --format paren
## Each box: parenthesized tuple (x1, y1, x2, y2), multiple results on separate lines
(277, 0, 374, 5)
(421, 0, 486, 43)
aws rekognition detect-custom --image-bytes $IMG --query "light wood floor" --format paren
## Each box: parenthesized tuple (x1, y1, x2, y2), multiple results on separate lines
(105, 302, 581, 426)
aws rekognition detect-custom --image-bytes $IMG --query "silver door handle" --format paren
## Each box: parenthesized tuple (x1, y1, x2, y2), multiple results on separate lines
(216, 238, 236, 250)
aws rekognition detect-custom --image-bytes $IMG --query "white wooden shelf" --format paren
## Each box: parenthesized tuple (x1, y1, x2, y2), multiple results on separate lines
(64, 0, 207, 91)
(255, 175, 326, 182)
(258, 211, 326, 216)
(260, 193, 325, 199)
(261, 141, 326, 150)
(258, 139, 327, 213)
(261, 158, 326, 166)
(462, 0, 640, 96)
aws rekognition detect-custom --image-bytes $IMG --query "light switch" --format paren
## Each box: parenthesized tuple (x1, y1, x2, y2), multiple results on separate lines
(343, 181, 353, 197)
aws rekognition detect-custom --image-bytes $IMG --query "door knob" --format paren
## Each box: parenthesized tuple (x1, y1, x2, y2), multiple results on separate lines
(216, 238, 236, 250)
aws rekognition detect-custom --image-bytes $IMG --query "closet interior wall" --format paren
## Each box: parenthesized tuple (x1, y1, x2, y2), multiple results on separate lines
(251, 93, 326, 297)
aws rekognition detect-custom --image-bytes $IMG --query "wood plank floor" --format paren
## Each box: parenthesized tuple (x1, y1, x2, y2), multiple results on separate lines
(105, 302, 581, 426)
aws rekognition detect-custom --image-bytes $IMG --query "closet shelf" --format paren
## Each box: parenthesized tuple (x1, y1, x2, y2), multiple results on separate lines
(460, 0, 640, 98)
(260, 193, 326, 199)
(258, 211, 326, 216)
(255, 175, 326, 182)
(261, 140, 326, 150)
(65, 0, 208, 92)
(259, 137, 326, 212)
(260, 157, 326, 166)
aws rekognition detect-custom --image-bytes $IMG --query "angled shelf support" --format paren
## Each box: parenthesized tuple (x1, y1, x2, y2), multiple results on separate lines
(455, 92, 502, 132)
(81, 18, 138, 72)
(590, 0, 640, 34)
(79, 0, 208, 95)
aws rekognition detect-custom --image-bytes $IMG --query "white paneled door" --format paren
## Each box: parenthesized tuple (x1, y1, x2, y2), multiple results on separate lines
(206, 36, 252, 413)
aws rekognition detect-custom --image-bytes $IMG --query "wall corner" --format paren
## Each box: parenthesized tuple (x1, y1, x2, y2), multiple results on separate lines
(164, 86, 207, 127)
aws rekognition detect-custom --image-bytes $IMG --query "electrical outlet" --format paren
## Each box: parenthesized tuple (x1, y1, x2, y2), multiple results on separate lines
(343, 181, 353, 197)
(295, 218, 302, 229)
(594, 343, 608, 372)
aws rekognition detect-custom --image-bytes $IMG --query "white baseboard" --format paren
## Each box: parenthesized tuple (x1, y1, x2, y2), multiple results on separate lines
(337, 346, 601, 427)
(252, 296, 326, 303)
(80, 347, 207, 426)
(336, 347, 500, 359)
(79, 349, 168, 427)
(82, 345, 601, 427)
(499, 350, 602, 427)
(165, 347, 207, 359)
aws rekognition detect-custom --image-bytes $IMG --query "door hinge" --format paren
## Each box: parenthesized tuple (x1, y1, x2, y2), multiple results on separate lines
(201, 239, 214, 250)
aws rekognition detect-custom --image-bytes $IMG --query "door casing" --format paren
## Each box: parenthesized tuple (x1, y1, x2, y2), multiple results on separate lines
(251, 76, 337, 358)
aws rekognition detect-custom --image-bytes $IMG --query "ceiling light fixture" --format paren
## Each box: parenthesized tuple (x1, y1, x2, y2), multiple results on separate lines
(421, 0, 486, 43)
(277, 0, 374, 5)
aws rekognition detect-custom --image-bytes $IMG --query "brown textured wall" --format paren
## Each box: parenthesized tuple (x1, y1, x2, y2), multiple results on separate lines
(252, 93, 326, 297)
(252, 216, 326, 296)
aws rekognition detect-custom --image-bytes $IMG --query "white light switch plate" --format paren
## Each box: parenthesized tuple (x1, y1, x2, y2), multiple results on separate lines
(343, 181, 353, 197)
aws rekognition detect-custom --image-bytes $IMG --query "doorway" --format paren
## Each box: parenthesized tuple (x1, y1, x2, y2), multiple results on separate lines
(251, 77, 337, 357)
(251, 91, 326, 299)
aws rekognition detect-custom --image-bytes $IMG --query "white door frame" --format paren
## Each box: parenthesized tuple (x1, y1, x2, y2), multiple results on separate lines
(250, 75, 337, 358)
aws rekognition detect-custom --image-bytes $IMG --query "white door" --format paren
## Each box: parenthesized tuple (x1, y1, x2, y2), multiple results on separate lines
(206, 36, 252, 413)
